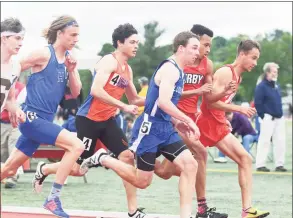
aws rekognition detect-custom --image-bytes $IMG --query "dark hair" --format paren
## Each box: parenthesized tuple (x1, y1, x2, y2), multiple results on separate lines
(173, 31, 199, 53)
(237, 39, 261, 55)
(112, 23, 138, 48)
(191, 24, 213, 38)
(1, 17, 25, 34)
(42, 15, 78, 44)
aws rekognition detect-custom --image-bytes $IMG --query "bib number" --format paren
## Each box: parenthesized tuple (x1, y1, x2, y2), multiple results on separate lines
(82, 137, 93, 151)
(140, 121, 152, 135)
(110, 74, 121, 86)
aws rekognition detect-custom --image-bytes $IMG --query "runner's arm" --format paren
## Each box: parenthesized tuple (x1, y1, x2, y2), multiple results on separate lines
(209, 101, 242, 112)
(204, 66, 233, 102)
(207, 69, 241, 112)
(181, 59, 213, 98)
(20, 48, 50, 72)
(157, 63, 193, 124)
(4, 84, 18, 113)
(4, 63, 21, 113)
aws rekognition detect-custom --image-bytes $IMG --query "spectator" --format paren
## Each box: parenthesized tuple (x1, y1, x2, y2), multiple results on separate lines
(137, 76, 148, 116)
(1, 81, 26, 188)
(254, 62, 287, 172)
(214, 112, 258, 163)
(124, 115, 134, 141)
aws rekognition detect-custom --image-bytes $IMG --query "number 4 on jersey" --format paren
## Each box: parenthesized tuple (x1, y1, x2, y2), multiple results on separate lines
(110, 73, 121, 86)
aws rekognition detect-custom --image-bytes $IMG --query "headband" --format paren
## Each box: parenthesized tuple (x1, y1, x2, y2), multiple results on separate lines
(1, 30, 25, 37)
(63, 20, 78, 29)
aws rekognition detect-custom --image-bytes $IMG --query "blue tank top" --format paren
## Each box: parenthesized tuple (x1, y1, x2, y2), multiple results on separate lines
(24, 45, 68, 120)
(144, 59, 185, 121)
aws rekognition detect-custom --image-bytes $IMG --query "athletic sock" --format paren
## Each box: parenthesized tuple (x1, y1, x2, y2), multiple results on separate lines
(48, 182, 63, 200)
(197, 197, 208, 214)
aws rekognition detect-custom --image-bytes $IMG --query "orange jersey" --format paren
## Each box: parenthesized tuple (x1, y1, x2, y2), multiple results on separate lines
(200, 64, 241, 124)
(177, 57, 208, 114)
(77, 53, 130, 122)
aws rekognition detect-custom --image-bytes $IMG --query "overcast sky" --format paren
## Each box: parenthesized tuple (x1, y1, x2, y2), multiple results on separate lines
(1, 2, 292, 59)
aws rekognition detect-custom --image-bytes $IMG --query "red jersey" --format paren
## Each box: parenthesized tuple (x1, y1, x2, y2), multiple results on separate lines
(200, 64, 241, 124)
(177, 56, 208, 114)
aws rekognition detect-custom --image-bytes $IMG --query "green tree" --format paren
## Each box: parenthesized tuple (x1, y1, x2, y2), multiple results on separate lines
(98, 43, 115, 56)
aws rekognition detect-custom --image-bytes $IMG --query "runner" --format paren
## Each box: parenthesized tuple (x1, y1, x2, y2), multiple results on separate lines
(1, 15, 84, 218)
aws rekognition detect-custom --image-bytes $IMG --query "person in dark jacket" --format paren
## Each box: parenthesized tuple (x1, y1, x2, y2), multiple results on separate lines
(254, 62, 287, 172)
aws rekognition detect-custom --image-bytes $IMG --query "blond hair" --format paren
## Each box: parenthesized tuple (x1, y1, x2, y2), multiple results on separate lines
(42, 15, 78, 44)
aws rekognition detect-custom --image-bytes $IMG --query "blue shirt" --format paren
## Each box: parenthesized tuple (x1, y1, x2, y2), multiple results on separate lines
(144, 59, 184, 121)
(24, 45, 68, 119)
(254, 78, 283, 119)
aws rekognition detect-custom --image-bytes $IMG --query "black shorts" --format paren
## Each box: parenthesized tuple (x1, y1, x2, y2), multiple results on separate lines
(75, 115, 128, 165)
(136, 140, 187, 171)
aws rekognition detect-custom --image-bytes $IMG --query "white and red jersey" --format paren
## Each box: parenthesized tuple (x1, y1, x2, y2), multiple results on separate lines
(200, 64, 241, 124)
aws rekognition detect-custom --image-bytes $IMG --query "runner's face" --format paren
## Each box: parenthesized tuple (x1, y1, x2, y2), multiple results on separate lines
(183, 37, 200, 65)
(199, 34, 212, 59)
(2, 35, 24, 55)
(59, 25, 79, 50)
(240, 48, 260, 72)
(119, 34, 139, 58)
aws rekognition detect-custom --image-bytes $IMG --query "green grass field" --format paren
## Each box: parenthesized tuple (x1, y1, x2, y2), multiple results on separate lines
(1, 121, 292, 217)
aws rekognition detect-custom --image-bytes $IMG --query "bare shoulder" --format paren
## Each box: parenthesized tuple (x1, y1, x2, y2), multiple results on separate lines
(23, 47, 51, 64)
(159, 61, 179, 73)
(214, 66, 233, 79)
(157, 61, 180, 82)
(33, 47, 51, 62)
(95, 54, 117, 72)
